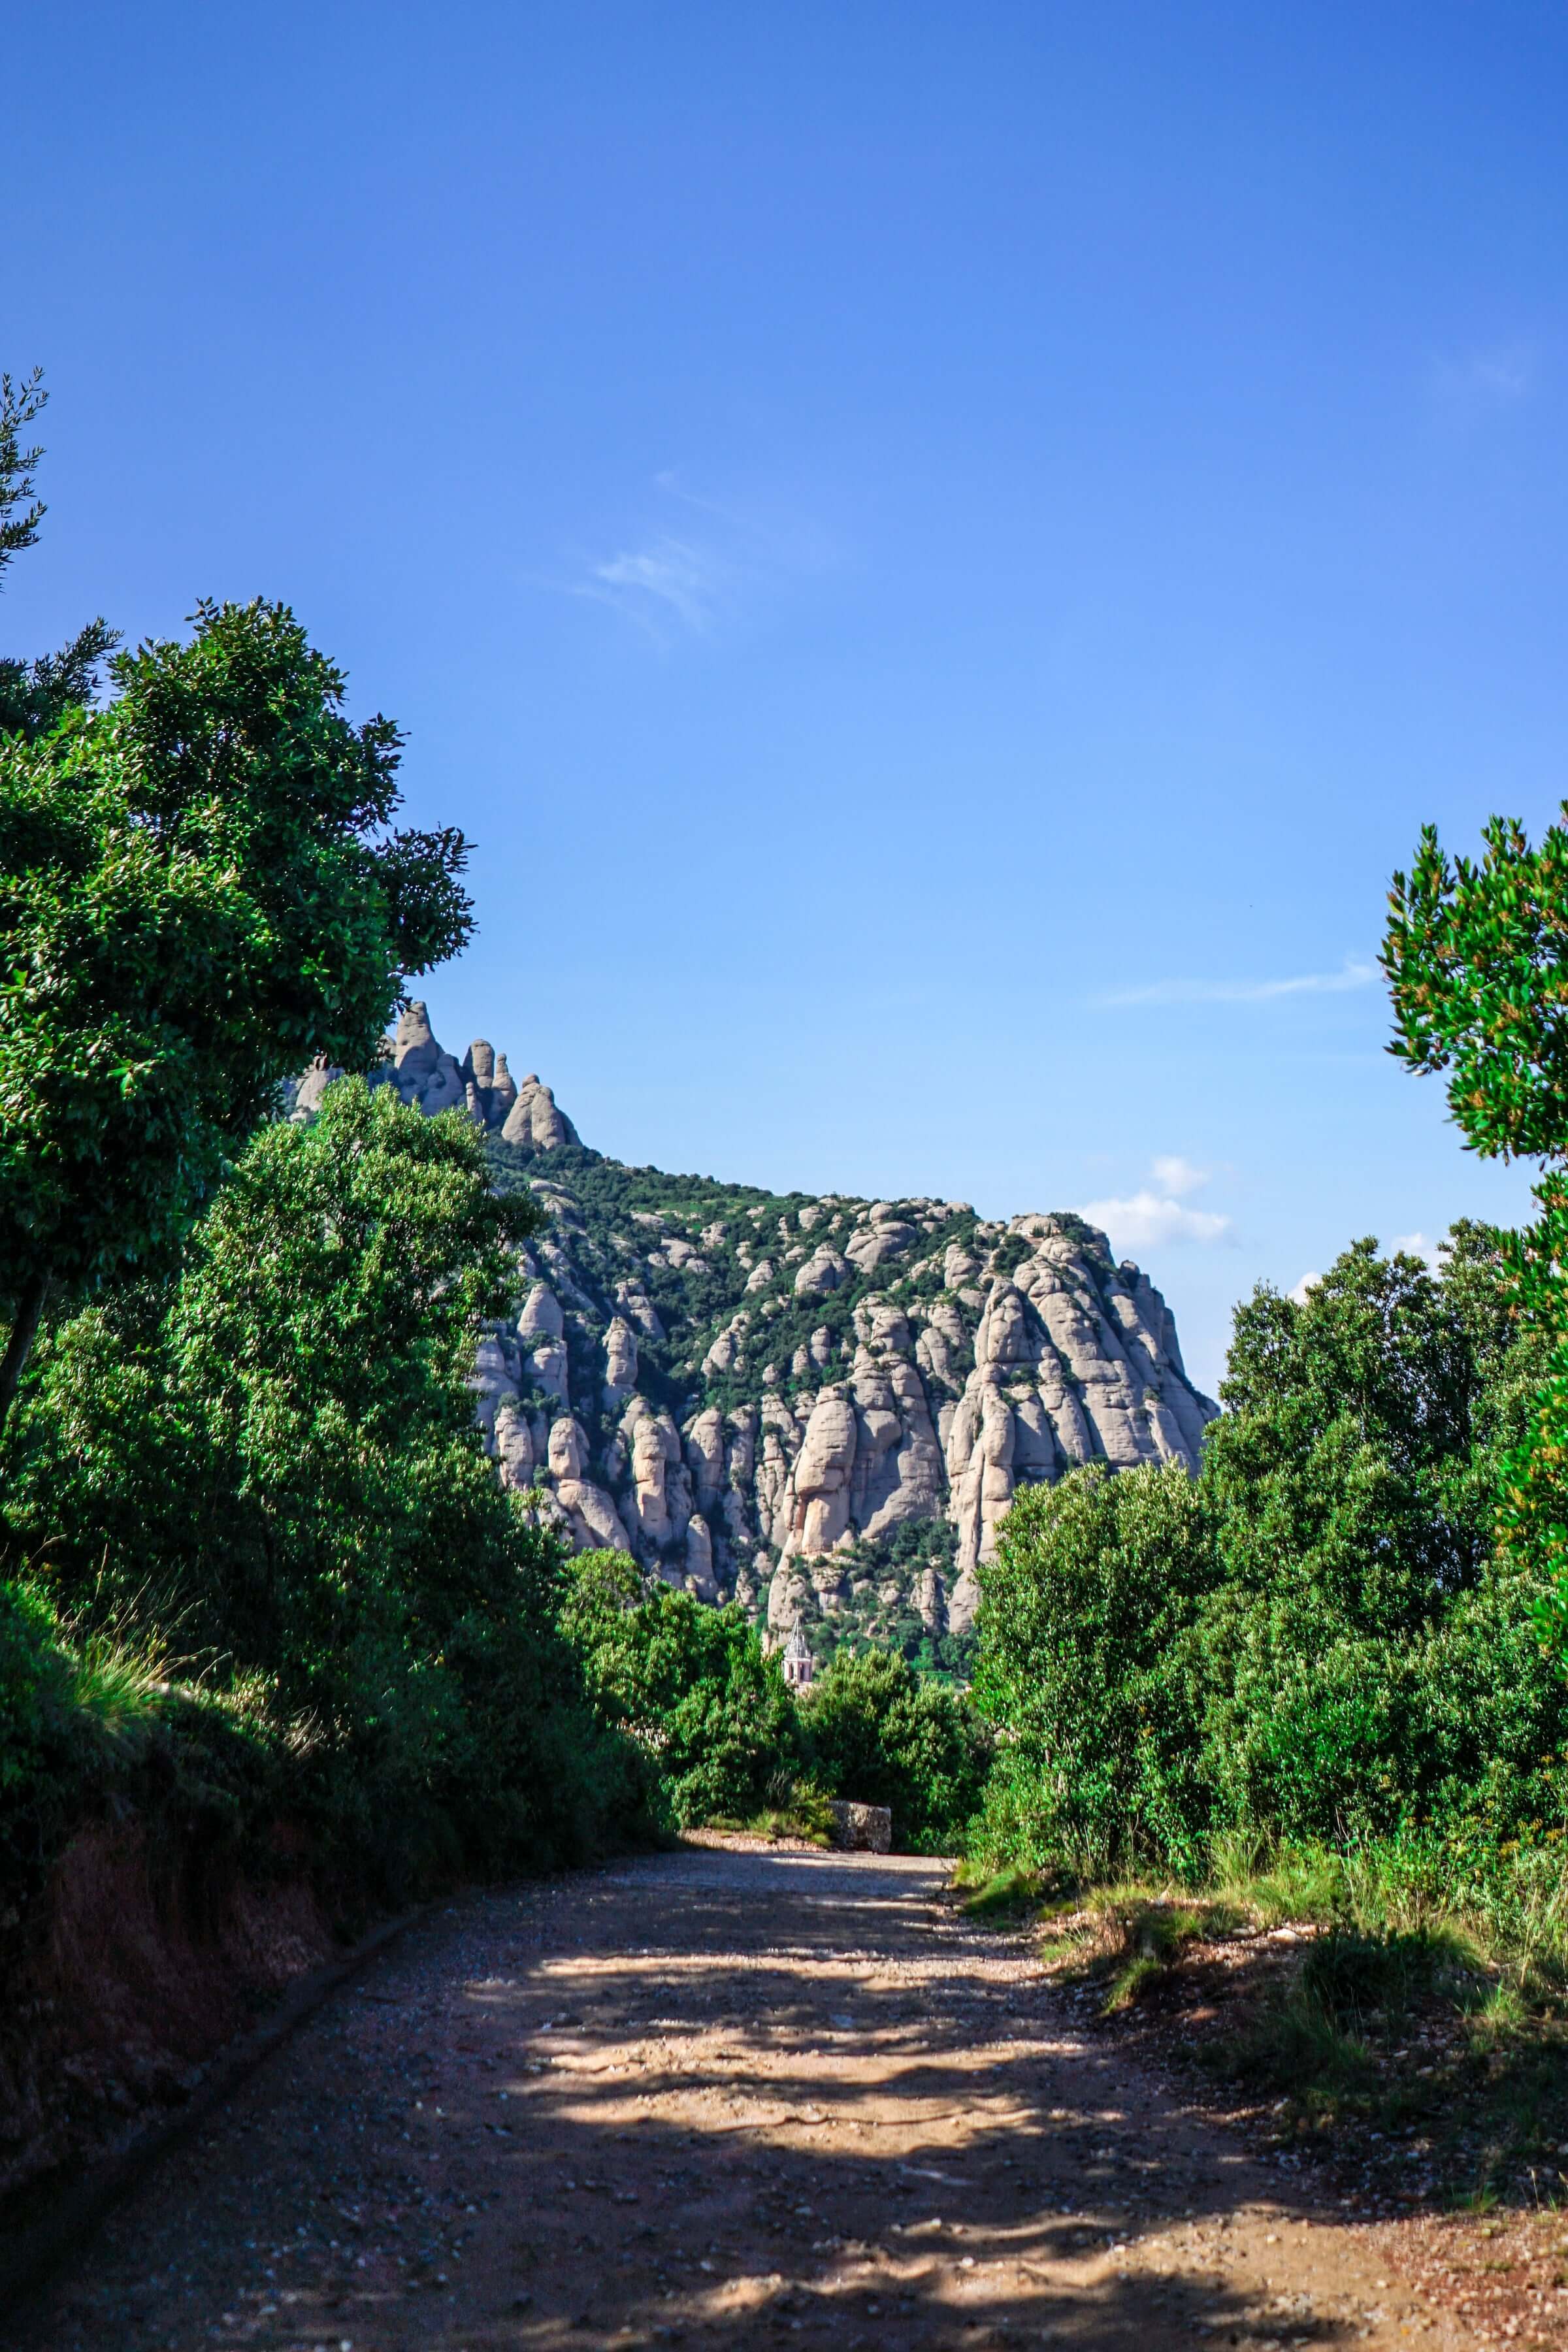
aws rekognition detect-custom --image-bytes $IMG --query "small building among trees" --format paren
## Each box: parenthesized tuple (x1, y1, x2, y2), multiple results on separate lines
(781, 1623, 815, 1689)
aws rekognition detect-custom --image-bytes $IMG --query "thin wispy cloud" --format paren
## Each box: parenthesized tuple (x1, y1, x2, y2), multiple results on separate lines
(1096, 956, 1376, 1009)
(1429, 341, 1536, 425)
(551, 470, 838, 646)
(1081, 1155, 1232, 1252)
(568, 536, 727, 640)
(651, 470, 739, 523)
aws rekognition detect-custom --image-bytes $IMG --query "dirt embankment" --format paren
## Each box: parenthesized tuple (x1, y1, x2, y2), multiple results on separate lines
(0, 1819, 334, 2212)
(12, 1837, 1481, 2351)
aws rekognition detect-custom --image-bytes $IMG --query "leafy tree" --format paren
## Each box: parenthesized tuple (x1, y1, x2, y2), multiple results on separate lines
(803, 1645, 988, 1849)
(3, 1081, 657, 1886)
(562, 1551, 798, 1827)
(972, 1460, 1214, 1870)
(1384, 813, 1568, 1655)
(1201, 1229, 1563, 1840)
(971, 1232, 1567, 1870)
(0, 600, 474, 1434)
(0, 368, 45, 570)
(1385, 814, 1568, 1161)
(1205, 1237, 1494, 1629)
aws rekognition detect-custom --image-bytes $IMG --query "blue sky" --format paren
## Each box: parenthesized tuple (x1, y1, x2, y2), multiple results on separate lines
(11, 1, 1567, 1390)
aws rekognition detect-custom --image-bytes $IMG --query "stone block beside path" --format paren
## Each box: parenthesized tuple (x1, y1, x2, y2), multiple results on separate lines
(828, 1800, 892, 1854)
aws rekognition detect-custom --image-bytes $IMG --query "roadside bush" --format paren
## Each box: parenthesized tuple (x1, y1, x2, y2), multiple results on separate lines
(971, 1226, 1568, 1877)
(971, 1458, 1213, 1872)
(563, 1550, 799, 1829)
(0, 1575, 286, 1912)
(0, 1579, 88, 1893)
(1, 1082, 661, 1900)
(802, 1646, 989, 1850)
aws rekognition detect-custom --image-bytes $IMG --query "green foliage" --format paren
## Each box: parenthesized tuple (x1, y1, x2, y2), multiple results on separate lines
(0, 1575, 286, 1916)
(482, 1139, 1020, 1441)
(561, 1552, 987, 1848)
(802, 1646, 989, 1849)
(0, 614, 120, 747)
(988, 1233, 1032, 1277)
(1494, 1177, 1568, 1659)
(1384, 809, 1568, 1664)
(3, 1083, 659, 1896)
(0, 600, 474, 1408)
(740, 1774, 838, 1846)
(972, 1230, 1568, 1876)
(0, 369, 120, 744)
(563, 1550, 798, 1829)
(973, 1459, 1213, 1871)
(809, 1519, 976, 1683)
(1098, 1899, 1218, 2011)
(0, 1576, 82, 1885)
(1385, 809, 1568, 1164)
(1196, 1226, 1560, 1843)
(958, 1862, 1056, 1920)
(0, 367, 46, 573)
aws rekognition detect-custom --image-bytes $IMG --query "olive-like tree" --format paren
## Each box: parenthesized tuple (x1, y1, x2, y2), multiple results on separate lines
(1384, 810, 1568, 1652)
(0, 596, 474, 1433)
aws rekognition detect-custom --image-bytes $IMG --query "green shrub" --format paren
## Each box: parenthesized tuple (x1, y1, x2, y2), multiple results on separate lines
(970, 1227, 1568, 1879)
(958, 1862, 1058, 1921)
(803, 1645, 989, 1850)
(0, 1578, 85, 1890)
(971, 1459, 1213, 1872)
(0, 1576, 286, 1914)
(2, 1083, 660, 1901)
(562, 1551, 799, 1829)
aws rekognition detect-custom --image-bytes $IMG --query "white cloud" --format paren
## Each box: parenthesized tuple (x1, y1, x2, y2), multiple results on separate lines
(1289, 1271, 1322, 1305)
(1098, 956, 1376, 1009)
(1390, 1230, 1441, 1268)
(553, 470, 838, 645)
(1080, 1153, 1232, 1252)
(1150, 1153, 1208, 1198)
(569, 535, 725, 639)
(1081, 1188, 1232, 1251)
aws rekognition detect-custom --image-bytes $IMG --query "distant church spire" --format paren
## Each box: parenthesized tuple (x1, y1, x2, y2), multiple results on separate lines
(782, 1622, 815, 1688)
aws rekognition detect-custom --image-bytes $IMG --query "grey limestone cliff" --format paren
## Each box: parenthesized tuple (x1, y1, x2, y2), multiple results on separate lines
(296, 1005, 1218, 1661)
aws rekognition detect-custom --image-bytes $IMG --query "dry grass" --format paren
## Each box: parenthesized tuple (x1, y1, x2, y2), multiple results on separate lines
(959, 1834, 1568, 2210)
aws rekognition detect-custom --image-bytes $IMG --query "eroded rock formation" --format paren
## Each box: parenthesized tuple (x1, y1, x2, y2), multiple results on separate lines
(293, 1011, 1218, 1652)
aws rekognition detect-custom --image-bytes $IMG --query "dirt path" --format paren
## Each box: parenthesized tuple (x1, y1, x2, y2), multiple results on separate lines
(14, 1840, 1465, 2351)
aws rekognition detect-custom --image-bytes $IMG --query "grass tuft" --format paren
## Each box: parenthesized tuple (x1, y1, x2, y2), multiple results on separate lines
(1101, 1899, 1221, 2010)
(1218, 1980, 1374, 2102)
(961, 1863, 1054, 1920)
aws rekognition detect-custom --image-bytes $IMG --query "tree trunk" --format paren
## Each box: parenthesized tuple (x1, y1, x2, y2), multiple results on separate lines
(0, 1262, 50, 1448)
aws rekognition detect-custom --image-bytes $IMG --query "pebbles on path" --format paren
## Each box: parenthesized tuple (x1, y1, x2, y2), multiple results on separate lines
(14, 1845, 1462, 2351)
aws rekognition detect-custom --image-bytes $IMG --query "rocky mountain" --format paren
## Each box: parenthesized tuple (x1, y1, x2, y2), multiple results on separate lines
(294, 1004, 1218, 1671)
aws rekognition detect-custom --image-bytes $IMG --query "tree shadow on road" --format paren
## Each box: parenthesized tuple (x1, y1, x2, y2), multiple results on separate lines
(317, 1847, 1377, 2351)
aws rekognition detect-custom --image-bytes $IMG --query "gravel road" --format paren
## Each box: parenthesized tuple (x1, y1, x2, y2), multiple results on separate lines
(12, 1840, 1465, 2351)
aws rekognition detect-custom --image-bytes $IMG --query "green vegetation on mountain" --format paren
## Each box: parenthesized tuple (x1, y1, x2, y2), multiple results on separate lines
(476, 1120, 1214, 1669)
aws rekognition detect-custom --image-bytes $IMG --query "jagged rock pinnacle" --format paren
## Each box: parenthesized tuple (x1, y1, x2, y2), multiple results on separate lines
(291, 1007, 1217, 1653)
